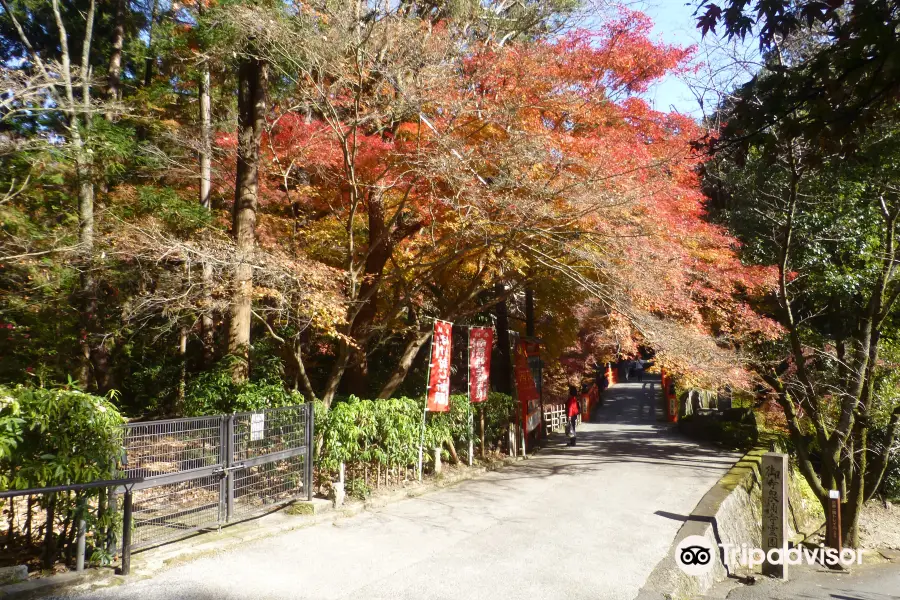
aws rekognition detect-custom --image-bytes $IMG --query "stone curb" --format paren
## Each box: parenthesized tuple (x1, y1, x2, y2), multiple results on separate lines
(636, 444, 822, 600)
(0, 450, 537, 599)
(636, 446, 769, 600)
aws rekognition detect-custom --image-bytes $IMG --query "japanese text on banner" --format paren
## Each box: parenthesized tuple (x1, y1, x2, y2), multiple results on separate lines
(468, 327, 493, 403)
(426, 320, 453, 412)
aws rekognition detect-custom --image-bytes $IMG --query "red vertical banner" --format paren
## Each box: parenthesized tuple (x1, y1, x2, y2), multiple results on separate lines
(514, 340, 541, 432)
(426, 320, 453, 412)
(468, 327, 493, 403)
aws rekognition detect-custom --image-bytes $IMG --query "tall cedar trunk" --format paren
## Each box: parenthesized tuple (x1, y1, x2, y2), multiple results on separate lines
(199, 58, 215, 363)
(228, 54, 266, 383)
(492, 286, 513, 395)
(105, 0, 124, 111)
(4, 0, 100, 388)
(377, 329, 433, 399)
(76, 117, 99, 390)
(346, 194, 393, 396)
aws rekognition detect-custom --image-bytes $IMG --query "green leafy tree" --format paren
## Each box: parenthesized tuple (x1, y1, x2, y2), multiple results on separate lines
(705, 89, 900, 545)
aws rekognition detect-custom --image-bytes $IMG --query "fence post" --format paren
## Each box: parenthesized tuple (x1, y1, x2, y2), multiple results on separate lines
(480, 404, 485, 460)
(467, 402, 473, 467)
(74, 495, 87, 572)
(306, 403, 314, 502)
(75, 505, 86, 572)
(106, 486, 117, 555)
(225, 415, 234, 522)
(121, 490, 133, 576)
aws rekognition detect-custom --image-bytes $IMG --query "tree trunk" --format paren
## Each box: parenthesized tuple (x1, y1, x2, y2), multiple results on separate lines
(143, 0, 158, 88)
(199, 67, 212, 210)
(345, 193, 395, 396)
(842, 422, 866, 548)
(228, 53, 267, 383)
(321, 339, 350, 408)
(346, 348, 370, 397)
(105, 0, 125, 113)
(377, 329, 433, 399)
(176, 326, 188, 415)
(199, 57, 215, 364)
(444, 439, 460, 465)
(492, 286, 513, 395)
(292, 335, 317, 401)
(76, 133, 98, 389)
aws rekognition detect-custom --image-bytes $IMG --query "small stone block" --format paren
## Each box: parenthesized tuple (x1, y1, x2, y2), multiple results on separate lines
(285, 502, 316, 516)
(0, 565, 28, 585)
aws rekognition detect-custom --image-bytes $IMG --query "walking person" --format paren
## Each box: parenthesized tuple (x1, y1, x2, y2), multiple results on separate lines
(567, 385, 580, 446)
(635, 359, 644, 382)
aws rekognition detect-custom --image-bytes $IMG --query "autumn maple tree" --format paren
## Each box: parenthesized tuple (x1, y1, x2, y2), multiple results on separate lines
(0, 0, 778, 415)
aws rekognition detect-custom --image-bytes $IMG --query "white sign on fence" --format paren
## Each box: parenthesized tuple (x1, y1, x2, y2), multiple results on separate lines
(250, 413, 265, 441)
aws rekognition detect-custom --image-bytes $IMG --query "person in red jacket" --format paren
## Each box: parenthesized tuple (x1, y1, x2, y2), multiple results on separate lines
(567, 385, 580, 446)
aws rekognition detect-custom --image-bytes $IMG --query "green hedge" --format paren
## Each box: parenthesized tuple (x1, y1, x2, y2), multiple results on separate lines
(0, 385, 125, 567)
(315, 392, 516, 498)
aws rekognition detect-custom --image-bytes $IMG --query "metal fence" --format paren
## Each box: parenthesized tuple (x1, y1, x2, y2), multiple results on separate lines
(120, 404, 313, 550)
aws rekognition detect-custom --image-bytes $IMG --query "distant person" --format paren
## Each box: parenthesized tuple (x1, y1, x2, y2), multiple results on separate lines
(567, 385, 580, 446)
(635, 360, 644, 382)
(597, 367, 609, 402)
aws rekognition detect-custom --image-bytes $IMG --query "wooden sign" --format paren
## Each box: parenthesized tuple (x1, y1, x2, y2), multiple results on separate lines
(826, 489, 842, 550)
(761, 452, 788, 579)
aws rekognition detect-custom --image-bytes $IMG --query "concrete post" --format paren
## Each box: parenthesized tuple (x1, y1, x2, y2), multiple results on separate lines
(433, 447, 442, 474)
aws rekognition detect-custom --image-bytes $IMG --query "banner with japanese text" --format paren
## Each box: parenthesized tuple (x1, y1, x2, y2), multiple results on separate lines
(514, 339, 541, 432)
(426, 320, 453, 412)
(468, 327, 493, 403)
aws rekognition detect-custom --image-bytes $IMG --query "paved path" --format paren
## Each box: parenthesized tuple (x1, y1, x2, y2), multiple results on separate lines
(68, 376, 739, 600)
(711, 562, 900, 599)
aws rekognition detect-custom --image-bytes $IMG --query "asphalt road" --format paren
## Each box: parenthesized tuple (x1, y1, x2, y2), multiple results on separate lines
(64, 377, 739, 600)
(713, 562, 900, 599)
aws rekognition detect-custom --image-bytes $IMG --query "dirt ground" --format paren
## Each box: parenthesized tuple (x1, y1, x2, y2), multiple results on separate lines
(858, 500, 900, 550)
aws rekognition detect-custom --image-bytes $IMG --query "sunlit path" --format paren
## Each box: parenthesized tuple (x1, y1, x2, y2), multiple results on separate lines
(60, 377, 738, 600)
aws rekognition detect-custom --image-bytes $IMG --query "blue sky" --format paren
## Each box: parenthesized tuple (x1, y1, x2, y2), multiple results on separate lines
(640, 1, 704, 115)
(632, 0, 758, 118)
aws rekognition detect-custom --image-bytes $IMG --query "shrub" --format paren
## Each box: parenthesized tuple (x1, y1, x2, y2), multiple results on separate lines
(1, 386, 125, 489)
(483, 392, 517, 449)
(183, 359, 303, 416)
(315, 392, 518, 492)
(0, 385, 125, 567)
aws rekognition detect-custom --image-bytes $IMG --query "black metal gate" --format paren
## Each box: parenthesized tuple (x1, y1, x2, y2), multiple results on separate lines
(119, 404, 313, 550)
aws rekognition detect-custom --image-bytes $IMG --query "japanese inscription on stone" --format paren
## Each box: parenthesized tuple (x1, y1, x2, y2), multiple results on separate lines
(761, 452, 788, 579)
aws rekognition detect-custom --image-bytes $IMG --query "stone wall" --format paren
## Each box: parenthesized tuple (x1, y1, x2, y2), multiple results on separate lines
(637, 445, 824, 600)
